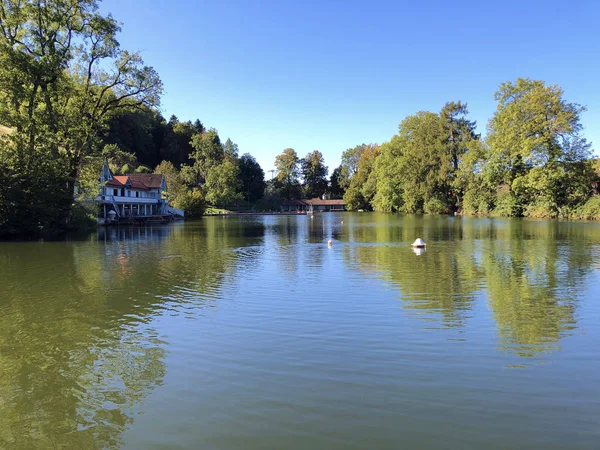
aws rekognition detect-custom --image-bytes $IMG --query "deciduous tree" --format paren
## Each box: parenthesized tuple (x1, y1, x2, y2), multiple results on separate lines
(486, 78, 593, 217)
(189, 129, 223, 182)
(238, 153, 265, 204)
(301, 150, 328, 199)
(275, 148, 300, 199)
(0, 0, 162, 236)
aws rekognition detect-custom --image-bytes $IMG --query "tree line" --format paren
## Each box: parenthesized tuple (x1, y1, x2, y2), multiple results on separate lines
(85, 114, 269, 218)
(253, 78, 600, 222)
(333, 79, 599, 219)
(0, 0, 271, 236)
(1, 1, 599, 239)
(0, 0, 338, 238)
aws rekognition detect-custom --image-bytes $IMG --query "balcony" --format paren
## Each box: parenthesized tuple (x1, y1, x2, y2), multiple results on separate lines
(97, 195, 160, 204)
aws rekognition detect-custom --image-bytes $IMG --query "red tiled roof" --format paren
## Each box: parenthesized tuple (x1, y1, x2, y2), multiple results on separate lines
(305, 198, 345, 205)
(104, 174, 165, 190)
(105, 176, 129, 187)
(128, 178, 150, 190)
(129, 174, 164, 189)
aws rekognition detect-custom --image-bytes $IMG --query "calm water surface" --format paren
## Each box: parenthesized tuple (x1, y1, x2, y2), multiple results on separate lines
(1, 213, 599, 449)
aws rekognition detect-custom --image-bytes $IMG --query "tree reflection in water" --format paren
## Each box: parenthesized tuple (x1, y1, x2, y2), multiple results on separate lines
(340, 214, 599, 359)
(0, 219, 265, 448)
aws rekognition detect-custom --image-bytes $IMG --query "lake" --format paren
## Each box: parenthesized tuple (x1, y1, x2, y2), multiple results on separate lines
(1, 213, 599, 449)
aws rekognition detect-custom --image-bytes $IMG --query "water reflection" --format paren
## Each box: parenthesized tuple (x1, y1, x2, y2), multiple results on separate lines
(0, 218, 265, 448)
(96, 224, 177, 242)
(1, 214, 599, 448)
(340, 215, 481, 329)
(340, 214, 599, 358)
(412, 247, 426, 256)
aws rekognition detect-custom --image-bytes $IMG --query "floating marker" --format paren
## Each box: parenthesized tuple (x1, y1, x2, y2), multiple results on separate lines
(327, 239, 332, 247)
(411, 238, 426, 248)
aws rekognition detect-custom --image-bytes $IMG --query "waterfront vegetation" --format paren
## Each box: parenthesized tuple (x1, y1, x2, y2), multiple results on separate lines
(1, 0, 599, 239)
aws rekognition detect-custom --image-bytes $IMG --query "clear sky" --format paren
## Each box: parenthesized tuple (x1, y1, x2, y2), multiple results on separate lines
(100, 0, 600, 174)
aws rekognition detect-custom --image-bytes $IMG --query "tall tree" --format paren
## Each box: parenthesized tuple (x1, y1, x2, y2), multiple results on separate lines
(101, 106, 165, 168)
(238, 153, 265, 204)
(440, 101, 478, 211)
(301, 150, 328, 199)
(339, 144, 375, 190)
(223, 138, 239, 161)
(0, 0, 162, 236)
(154, 160, 184, 202)
(192, 119, 205, 134)
(329, 165, 345, 198)
(189, 129, 223, 182)
(204, 159, 242, 207)
(274, 148, 300, 199)
(486, 78, 593, 217)
(371, 111, 451, 213)
(168, 120, 198, 166)
(343, 144, 379, 210)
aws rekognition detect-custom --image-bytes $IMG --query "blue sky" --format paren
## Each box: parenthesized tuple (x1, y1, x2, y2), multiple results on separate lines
(100, 0, 600, 173)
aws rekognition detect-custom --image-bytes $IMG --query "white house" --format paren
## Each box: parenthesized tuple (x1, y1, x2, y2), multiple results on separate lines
(96, 159, 183, 224)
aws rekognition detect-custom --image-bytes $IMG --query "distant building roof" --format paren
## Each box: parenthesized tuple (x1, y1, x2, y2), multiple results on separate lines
(305, 198, 345, 206)
(129, 174, 164, 189)
(281, 199, 308, 206)
(129, 178, 150, 190)
(280, 198, 345, 206)
(104, 174, 165, 191)
(105, 176, 130, 188)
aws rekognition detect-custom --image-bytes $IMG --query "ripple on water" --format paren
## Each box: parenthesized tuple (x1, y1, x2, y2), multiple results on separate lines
(2, 216, 600, 449)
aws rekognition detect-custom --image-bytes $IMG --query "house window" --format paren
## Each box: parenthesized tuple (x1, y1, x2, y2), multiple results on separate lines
(136, 191, 139, 198)
(113, 189, 118, 196)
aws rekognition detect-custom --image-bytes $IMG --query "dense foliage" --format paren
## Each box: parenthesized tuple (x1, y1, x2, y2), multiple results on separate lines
(0, 0, 163, 237)
(238, 153, 266, 204)
(300, 150, 328, 199)
(274, 148, 301, 199)
(0, 0, 264, 237)
(339, 79, 597, 219)
(0, 1, 597, 238)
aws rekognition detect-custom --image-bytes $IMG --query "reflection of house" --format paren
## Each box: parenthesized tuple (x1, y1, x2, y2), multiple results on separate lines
(280, 197, 346, 212)
(96, 159, 183, 224)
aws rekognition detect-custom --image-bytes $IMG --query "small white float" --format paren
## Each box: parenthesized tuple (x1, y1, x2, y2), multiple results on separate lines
(327, 239, 333, 247)
(411, 238, 426, 248)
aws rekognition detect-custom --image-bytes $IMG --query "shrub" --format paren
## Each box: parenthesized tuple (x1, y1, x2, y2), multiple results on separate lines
(492, 185, 520, 217)
(423, 197, 448, 215)
(571, 197, 600, 220)
(174, 188, 205, 218)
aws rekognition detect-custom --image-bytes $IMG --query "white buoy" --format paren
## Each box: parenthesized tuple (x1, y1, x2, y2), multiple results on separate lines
(327, 239, 332, 247)
(411, 238, 426, 248)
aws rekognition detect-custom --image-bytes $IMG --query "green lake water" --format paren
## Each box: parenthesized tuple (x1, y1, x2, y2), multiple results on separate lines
(1, 213, 599, 449)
